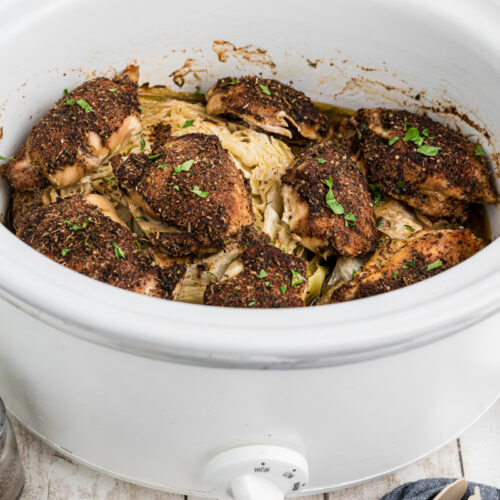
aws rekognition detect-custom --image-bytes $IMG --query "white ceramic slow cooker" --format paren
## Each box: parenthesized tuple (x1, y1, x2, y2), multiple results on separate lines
(0, 0, 499, 498)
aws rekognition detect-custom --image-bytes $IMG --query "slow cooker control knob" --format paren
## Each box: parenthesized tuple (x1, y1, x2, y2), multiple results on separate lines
(205, 445, 309, 500)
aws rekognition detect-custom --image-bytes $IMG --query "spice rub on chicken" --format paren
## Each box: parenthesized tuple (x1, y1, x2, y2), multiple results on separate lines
(281, 143, 377, 258)
(330, 228, 484, 302)
(7, 65, 141, 191)
(205, 76, 332, 140)
(204, 243, 308, 308)
(112, 133, 254, 257)
(344, 109, 497, 220)
(16, 194, 185, 299)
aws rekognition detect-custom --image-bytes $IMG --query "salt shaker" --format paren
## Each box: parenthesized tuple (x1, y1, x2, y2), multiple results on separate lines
(0, 398, 24, 499)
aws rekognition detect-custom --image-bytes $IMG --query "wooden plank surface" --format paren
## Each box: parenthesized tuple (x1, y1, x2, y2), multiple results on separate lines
(13, 399, 499, 500)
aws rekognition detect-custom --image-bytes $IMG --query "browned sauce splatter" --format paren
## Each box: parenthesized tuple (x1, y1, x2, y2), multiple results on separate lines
(212, 40, 276, 70)
(169, 58, 207, 88)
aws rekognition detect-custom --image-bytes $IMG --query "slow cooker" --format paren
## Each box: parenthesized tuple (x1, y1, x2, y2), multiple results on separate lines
(0, 0, 499, 498)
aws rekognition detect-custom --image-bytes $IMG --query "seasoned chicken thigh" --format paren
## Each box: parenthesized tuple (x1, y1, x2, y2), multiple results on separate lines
(330, 228, 483, 302)
(344, 109, 497, 220)
(204, 243, 308, 308)
(16, 194, 185, 299)
(112, 133, 254, 256)
(205, 76, 332, 140)
(8, 66, 141, 190)
(281, 143, 377, 258)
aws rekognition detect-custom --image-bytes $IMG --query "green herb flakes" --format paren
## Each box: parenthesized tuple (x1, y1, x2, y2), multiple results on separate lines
(230, 77, 237, 84)
(149, 153, 164, 160)
(259, 83, 271, 95)
(63, 88, 69, 95)
(65, 98, 75, 106)
(396, 180, 405, 190)
(280, 284, 287, 295)
(316, 158, 327, 164)
(108, 88, 117, 92)
(344, 212, 357, 227)
(173, 159, 194, 175)
(291, 269, 305, 287)
(388, 136, 400, 146)
(321, 177, 344, 215)
(112, 242, 125, 259)
(369, 184, 382, 206)
(402, 258, 416, 269)
(135, 240, 142, 252)
(427, 259, 443, 271)
(392, 271, 399, 279)
(258, 269, 267, 278)
(190, 185, 209, 198)
(248, 301, 256, 307)
(76, 99, 92, 113)
(417, 145, 442, 156)
(356, 123, 367, 140)
(140, 136, 146, 150)
(264, 281, 270, 287)
(404, 224, 415, 232)
(474, 144, 485, 157)
(173, 184, 179, 191)
(0, 155, 13, 162)
(178, 119, 194, 129)
(61, 248, 70, 256)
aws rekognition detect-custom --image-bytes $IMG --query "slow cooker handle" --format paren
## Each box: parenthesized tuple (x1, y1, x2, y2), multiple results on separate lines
(205, 444, 309, 500)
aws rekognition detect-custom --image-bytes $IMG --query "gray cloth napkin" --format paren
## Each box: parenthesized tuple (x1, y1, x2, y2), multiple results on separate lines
(381, 478, 500, 500)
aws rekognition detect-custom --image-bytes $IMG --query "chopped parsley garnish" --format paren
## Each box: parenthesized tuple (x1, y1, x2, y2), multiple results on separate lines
(58, 217, 89, 231)
(388, 136, 400, 146)
(417, 144, 441, 156)
(138, 106, 143, 111)
(427, 259, 443, 271)
(344, 212, 357, 227)
(65, 98, 75, 106)
(403, 116, 408, 130)
(377, 220, 384, 227)
(264, 281, 270, 287)
(61, 248, 70, 256)
(392, 271, 399, 279)
(149, 153, 164, 160)
(396, 180, 405, 190)
(259, 83, 271, 95)
(190, 185, 209, 198)
(173, 159, 194, 175)
(402, 259, 416, 269)
(368, 184, 382, 206)
(112, 242, 125, 259)
(316, 158, 327, 164)
(135, 240, 142, 252)
(404, 224, 415, 232)
(258, 269, 267, 278)
(178, 119, 194, 129)
(157, 164, 167, 169)
(474, 144, 485, 157)
(0, 155, 13, 162)
(248, 301, 256, 307)
(173, 184, 179, 191)
(280, 284, 287, 295)
(136, 216, 147, 221)
(230, 77, 237, 84)
(109, 88, 117, 92)
(194, 86, 204, 96)
(356, 123, 367, 140)
(76, 99, 92, 113)
(63, 88, 69, 95)
(403, 125, 441, 156)
(352, 269, 357, 278)
(83, 234, 92, 247)
(291, 269, 305, 287)
(321, 177, 344, 215)
(140, 136, 146, 150)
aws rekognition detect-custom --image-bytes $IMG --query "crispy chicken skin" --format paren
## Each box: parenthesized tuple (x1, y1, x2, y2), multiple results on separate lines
(330, 228, 484, 302)
(7, 66, 141, 190)
(112, 133, 254, 257)
(205, 76, 332, 140)
(16, 194, 185, 299)
(343, 108, 497, 220)
(281, 143, 377, 258)
(204, 243, 308, 308)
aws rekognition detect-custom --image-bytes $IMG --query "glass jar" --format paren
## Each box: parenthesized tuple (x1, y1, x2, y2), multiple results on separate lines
(0, 398, 24, 500)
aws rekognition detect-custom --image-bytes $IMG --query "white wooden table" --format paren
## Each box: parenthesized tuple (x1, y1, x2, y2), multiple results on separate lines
(14, 400, 499, 500)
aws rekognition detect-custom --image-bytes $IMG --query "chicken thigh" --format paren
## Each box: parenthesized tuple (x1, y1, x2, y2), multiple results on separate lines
(281, 143, 377, 258)
(204, 243, 308, 308)
(16, 194, 185, 299)
(205, 76, 332, 140)
(112, 133, 254, 257)
(344, 109, 496, 220)
(330, 228, 484, 302)
(8, 65, 141, 190)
